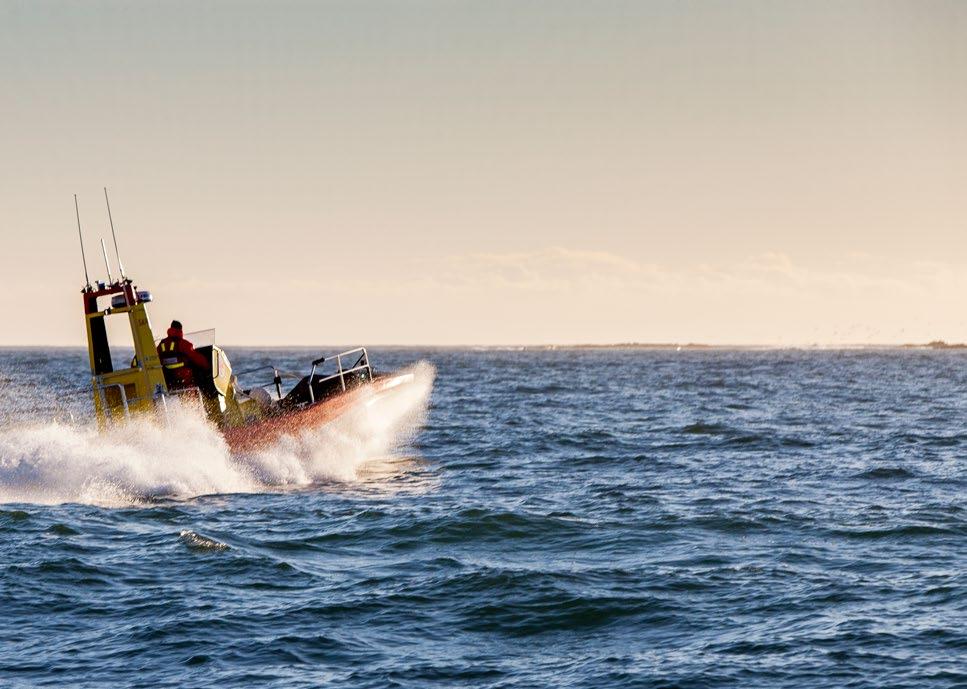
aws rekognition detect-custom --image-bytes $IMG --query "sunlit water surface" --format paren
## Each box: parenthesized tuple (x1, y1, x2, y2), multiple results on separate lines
(0, 348, 964, 688)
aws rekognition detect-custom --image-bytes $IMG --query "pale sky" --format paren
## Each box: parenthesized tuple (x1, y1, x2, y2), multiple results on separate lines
(1, 1, 965, 345)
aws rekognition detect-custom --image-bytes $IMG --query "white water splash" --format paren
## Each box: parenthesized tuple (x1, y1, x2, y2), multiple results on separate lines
(0, 362, 434, 506)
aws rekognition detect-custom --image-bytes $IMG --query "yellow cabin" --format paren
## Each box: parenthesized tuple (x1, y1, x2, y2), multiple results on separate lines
(84, 281, 168, 426)
(83, 279, 247, 428)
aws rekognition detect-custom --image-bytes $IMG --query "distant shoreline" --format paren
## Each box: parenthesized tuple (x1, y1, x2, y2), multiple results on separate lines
(570, 340, 967, 350)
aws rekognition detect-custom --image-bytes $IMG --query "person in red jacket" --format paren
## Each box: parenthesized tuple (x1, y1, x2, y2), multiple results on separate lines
(157, 320, 210, 391)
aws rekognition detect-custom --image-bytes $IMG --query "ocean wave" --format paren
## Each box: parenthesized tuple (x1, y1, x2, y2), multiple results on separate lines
(854, 466, 916, 480)
(179, 530, 230, 552)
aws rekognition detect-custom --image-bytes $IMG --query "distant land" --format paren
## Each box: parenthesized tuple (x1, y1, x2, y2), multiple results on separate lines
(570, 343, 712, 350)
(564, 341, 967, 350)
(910, 340, 967, 350)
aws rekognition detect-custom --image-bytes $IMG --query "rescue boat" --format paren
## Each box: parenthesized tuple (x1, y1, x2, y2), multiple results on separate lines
(82, 276, 417, 451)
(76, 192, 419, 451)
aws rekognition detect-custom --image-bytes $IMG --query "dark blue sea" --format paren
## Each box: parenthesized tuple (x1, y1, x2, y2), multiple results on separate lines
(0, 347, 964, 688)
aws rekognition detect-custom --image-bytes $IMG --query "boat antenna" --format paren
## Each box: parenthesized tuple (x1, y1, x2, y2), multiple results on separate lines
(103, 186, 126, 279)
(100, 238, 115, 284)
(74, 194, 92, 291)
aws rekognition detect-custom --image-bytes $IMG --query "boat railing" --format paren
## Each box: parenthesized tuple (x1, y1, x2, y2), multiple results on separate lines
(96, 380, 192, 422)
(235, 347, 373, 403)
(307, 347, 372, 404)
(96, 382, 130, 421)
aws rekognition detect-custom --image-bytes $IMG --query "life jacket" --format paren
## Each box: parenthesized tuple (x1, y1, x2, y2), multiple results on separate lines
(157, 327, 206, 389)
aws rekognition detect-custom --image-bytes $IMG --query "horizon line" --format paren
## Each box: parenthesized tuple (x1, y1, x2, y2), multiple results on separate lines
(0, 341, 963, 350)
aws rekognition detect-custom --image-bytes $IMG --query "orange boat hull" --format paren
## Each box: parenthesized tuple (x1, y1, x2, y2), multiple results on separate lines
(222, 373, 412, 453)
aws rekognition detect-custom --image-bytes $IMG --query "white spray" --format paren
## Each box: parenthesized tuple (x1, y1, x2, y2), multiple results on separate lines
(0, 362, 434, 507)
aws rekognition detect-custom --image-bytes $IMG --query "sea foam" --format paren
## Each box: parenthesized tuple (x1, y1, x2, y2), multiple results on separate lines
(0, 362, 434, 506)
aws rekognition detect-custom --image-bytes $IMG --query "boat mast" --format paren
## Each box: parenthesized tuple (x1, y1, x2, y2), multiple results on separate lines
(75, 194, 92, 291)
(103, 187, 126, 280)
(100, 238, 114, 284)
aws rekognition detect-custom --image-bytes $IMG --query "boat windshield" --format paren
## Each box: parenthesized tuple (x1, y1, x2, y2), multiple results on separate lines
(154, 328, 215, 348)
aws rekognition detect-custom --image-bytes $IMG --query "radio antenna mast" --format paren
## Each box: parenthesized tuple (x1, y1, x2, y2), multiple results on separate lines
(103, 187, 126, 279)
(74, 194, 92, 290)
(100, 238, 114, 284)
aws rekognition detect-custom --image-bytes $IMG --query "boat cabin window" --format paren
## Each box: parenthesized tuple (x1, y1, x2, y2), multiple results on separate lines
(102, 312, 138, 372)
(87, 295, 139, 374)
(89, 316, 113, 375)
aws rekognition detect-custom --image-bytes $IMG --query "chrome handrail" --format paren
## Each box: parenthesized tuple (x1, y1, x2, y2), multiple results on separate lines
(233, 347, 373, 404)
(96, 382, 129, 421)
(308, 347, 371, 404)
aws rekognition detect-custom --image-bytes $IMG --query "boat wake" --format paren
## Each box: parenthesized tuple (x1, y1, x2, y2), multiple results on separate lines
(0, 362, 434, 506)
